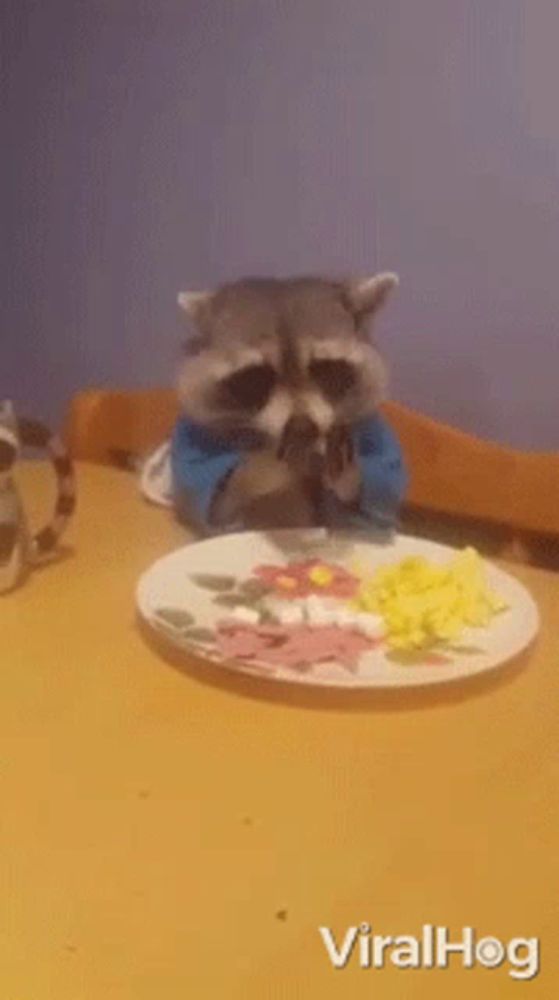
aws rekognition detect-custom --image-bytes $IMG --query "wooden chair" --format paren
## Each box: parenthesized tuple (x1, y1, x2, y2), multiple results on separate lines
(65, 387, 179, 466)
(380, 401, 559, 569)
(65, 387, 559, 568)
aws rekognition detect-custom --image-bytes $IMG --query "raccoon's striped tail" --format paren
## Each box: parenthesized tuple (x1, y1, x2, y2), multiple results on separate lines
(18, 418, 76, 559)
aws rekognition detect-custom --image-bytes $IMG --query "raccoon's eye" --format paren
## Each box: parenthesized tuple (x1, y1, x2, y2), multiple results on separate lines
(309, 359, 356, 401)
(219, 364, 277, 410)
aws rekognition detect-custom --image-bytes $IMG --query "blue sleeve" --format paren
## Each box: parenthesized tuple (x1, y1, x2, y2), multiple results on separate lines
(170, 418, 241, 526)
(170, 413, 406, 532)
(355, 414, 408, 525)
(323, 413, 408, 531)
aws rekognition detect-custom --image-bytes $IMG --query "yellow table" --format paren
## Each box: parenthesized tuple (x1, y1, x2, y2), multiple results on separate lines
(2, 462, 558, 998)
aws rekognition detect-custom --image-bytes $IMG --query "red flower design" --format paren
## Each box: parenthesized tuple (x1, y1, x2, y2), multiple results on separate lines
(253, 559, 358, 599)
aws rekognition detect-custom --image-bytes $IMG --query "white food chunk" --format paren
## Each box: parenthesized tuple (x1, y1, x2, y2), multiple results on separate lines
(261, 595, 288, 617)
(303, 595, 336, 625)
(277, 603, 305, 625)
(260, 596, 305, 626)
(331, 607, 357, 628)
(257, 592, 384, 639)
(230, 606, 261, 625)
(354, 612, 385, 638)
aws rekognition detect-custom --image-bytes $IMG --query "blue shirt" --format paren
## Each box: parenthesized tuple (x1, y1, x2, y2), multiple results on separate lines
(170, 414, 407, 532)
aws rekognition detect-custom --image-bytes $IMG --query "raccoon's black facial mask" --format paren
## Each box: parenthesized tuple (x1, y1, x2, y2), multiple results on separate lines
(217, 363, 277, 412)
(308, 359, 357, 402)
(177, 273, 399, 433)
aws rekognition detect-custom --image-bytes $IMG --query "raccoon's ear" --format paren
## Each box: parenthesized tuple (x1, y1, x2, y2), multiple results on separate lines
(346, 272, 399, 318)
(177, 290, 212, 322)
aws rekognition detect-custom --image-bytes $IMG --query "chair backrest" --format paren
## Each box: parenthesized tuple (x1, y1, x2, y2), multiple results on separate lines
(65, 388, 179, 465)
(383, 400, 559, 538)
(65, 388, 559, 538)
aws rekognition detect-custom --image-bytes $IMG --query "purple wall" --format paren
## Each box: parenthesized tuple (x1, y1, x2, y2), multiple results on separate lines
(3, 0, 558, 448)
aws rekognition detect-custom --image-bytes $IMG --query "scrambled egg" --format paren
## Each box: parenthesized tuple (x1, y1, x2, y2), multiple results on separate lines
(353, 547, 507, 651)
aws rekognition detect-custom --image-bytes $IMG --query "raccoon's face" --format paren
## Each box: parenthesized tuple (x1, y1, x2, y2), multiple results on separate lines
(0, 401, 19, 475)
(176, 274, 398, 451)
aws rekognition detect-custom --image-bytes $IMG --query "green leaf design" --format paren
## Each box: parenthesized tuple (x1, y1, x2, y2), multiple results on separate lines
(238, 578, 269, 600)
(258, 607, 276, 624)
(184, 626, 216, 645)
(190, 573, 237, 592)
(213, 592, 247, 609)
(154, 607, 195, 630)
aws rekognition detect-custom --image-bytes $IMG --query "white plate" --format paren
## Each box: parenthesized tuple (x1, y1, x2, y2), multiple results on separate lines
(136, 530, 539, 689)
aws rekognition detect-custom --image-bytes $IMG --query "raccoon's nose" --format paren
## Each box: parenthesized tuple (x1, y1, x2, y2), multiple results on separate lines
(283, 415, 319, 447)
(278, 415, 320, 463)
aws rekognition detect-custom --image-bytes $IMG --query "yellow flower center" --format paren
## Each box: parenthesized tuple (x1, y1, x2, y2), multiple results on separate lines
(308, 565, 335, 587)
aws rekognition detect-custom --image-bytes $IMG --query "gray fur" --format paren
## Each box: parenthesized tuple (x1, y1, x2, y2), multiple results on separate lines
(0, 403, 29, 592)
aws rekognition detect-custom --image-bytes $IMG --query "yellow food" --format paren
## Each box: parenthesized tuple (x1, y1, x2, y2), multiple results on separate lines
(353, 548, 507, 651)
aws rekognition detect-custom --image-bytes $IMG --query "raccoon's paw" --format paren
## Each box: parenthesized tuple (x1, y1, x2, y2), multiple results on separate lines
(325, 425, 353, 480)
(277, 416, 321, 472)
(324, 426, 361, 503)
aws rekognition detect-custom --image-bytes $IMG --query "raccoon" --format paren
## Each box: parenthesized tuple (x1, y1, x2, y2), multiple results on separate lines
(175, 273, 400, 531)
